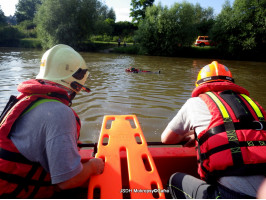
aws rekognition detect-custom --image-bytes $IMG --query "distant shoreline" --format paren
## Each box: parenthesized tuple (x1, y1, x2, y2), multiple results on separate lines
(0, 39, 265, 62)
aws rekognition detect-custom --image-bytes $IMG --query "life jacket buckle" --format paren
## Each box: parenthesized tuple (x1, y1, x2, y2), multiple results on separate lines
(254, 121, 263, 130)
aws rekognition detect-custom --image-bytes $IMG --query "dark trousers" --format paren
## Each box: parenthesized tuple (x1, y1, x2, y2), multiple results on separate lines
(168, 172, 255, 199)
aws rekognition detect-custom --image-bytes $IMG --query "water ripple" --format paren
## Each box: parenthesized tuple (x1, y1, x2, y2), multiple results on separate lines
(1, 48, 266, 143)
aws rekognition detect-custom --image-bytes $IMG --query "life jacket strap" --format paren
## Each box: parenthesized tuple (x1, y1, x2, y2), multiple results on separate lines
(0, 95, 19, 124)
(47, 92, 71, 104)
(200, 140, 266, 161)
(219, 90, 254, 121)
(198, 121, 266, 145)
(205, 91, 244, 166)
(0, 147, 35, 165)
(0, 165, 51, 198)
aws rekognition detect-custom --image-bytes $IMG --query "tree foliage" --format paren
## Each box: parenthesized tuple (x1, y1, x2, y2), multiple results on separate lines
(35, 0, 107, 49)
(114, 21, 137, 36)
(94, 5, 116, 35)
(94, 19, 114, 36)
(135, 2, 214, 56)
(0, 26, 22, 46)
(0, 6, 21, 46)
(107, 8, 116, 21)
(98, 6, 116, 21)
(194, 3, 214, 36)
(15, 0, 42, 23)
(6, 15, 17, 25)
(130, 0, 155, 24)
(211, 0, 266, 57)
(0, 6, 7, 26)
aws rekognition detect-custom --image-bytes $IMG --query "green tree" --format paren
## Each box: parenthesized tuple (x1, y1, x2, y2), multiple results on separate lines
(94, 19, 114, 36)
(211, 0, 266, 58)
(6, 15, 17, 25)
(15, 0, 42, 23)
(0, 6, 21, 47)
(0, 6, 7, 26)
(194, 3, 214, 36)
(0, 26, 22, 46)
(98, 5, 116, 21)
(35, 0, 102, 49)
(107, 8, 116, 21)
(135, 2, 206, 56)
(130, 0, 155, 24)
(114, 21, 137, 36)
(94, 5, 116, 35)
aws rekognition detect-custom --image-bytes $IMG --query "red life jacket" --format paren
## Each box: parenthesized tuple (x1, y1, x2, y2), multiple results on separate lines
(192, 82, 266, 182)
(0, 79, 81, 198)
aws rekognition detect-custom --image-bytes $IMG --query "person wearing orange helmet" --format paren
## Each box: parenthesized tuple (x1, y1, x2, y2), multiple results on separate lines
(0, 44, 104, 198)
(161, 61, 266, 198)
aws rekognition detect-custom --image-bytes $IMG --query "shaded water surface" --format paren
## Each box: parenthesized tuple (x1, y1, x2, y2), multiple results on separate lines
(1, 47, 266, 143)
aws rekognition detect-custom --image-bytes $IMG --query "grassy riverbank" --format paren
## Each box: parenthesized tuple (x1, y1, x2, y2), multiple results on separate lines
(19, 38, 42, 48)
(1, 38, 264, 62)
(4, 39, 115, 50)
(0, 38, 41, 49)
(112, 45, 266, 62)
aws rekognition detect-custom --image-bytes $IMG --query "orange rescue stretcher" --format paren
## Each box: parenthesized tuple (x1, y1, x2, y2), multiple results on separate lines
(88, 115, 165, 199)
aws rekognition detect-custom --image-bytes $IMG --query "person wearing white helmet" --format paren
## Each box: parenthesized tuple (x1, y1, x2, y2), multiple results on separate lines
(0, 44, 104, 198)
(36, 44, 91, 99)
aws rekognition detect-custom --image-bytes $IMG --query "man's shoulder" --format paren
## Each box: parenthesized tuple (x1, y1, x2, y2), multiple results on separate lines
(28, 101, 75, 120)
(183, 97, 209, 113)
(26, 101, 77, 136)
(37, 100, 71, 110)
(185, 97, 205, 105)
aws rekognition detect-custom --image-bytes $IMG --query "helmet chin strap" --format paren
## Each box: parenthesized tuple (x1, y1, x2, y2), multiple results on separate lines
(69, 91, 76, 102)
(65, 90, 77, 107)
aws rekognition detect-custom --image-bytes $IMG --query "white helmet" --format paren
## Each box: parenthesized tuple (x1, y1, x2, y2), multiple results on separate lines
(36, 44, 90, 93)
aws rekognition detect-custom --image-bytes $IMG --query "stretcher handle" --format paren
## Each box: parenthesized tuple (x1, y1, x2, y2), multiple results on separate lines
(78, 141, 186, 155)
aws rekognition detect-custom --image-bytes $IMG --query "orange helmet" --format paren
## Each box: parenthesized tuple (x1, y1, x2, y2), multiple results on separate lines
(195, 61, 234, 87)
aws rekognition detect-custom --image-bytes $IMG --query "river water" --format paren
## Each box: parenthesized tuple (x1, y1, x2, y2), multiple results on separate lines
(1, 47, 266, 143)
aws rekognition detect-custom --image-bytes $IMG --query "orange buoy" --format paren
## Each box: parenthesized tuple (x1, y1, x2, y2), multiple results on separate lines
(88, 115, 165, 199)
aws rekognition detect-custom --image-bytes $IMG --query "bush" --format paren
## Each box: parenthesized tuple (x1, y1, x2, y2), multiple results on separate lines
(112, 36, 119, 42)
(0, 26, 22, 46)
(90, 35, 103, 41)
(122, 36, 134, 43)
(19, 38, 41, 48)
(16, 20, 37, 38)
(135, 3, 196, 56)
(211, 0, 266, 59)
